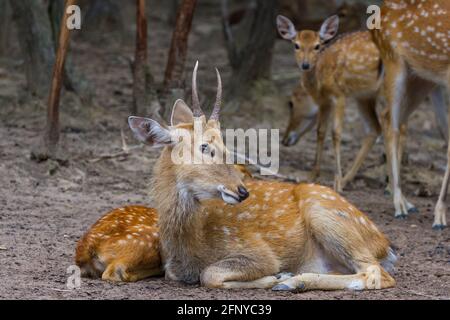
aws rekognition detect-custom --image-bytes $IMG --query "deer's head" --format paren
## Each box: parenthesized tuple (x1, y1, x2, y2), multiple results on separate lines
(277, 14, 339, 71)
(128, 62, 249, 205)
(282, 89, 318, 146)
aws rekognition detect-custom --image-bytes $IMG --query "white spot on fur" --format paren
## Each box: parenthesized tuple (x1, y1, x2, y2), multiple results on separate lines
(237, 211, 252, 220)
(222, 227, 231, 235)
(347, 279, 365, 290)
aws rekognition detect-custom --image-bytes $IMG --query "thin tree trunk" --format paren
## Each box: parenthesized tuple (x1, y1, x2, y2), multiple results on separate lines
(161, 0, 197, 120)
(9, 0, 55, 98)
(82, 0, 124, 36)
(45, 0, 77, 157)
(163, 0, 197, 90)
(167, 0, 180, 25)
(132, 0, 149, 116)
(0, 0, 12, 57)
(48, 0, 90, 100)
(222, 0, 278, 104)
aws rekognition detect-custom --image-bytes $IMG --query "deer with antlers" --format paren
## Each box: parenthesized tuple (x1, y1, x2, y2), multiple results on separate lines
(122, 61, 397, 291)
(74, 162, 253, 282)
(372, 0, 450, 228)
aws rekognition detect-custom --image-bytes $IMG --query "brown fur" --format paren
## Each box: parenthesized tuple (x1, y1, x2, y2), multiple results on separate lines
(371, 0, 450, 227)
(74, 165, 250, 283)
(110, 64, 397, 291)
(147, 115, 395, 291)
(75, 206, 162, 282)
(278, 15, 383, 192)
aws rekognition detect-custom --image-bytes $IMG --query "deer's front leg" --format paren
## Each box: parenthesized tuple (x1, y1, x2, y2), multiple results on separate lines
(383, 59, 410, 218)
(311, 103, 332, 181)
(332, 96, 345, 193)
(200, 255, 288, 289)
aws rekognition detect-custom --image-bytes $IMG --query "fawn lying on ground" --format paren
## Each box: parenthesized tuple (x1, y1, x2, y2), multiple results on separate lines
(124, 62, 396, 291)
(371, 0, 450, 228)
(75, 206, 162, 281)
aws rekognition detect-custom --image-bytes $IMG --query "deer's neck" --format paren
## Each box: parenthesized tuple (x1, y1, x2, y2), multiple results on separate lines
(151, 149, 205, 282)
(300, 68, 319, 97)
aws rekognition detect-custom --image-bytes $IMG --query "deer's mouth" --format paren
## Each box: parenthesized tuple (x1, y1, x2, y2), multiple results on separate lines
(217, 185, 241, 204)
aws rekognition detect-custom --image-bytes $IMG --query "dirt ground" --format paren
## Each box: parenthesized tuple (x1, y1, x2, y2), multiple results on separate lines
(0, 2, 449, 300)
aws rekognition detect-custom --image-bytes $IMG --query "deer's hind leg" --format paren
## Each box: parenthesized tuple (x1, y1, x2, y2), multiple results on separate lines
(311, 101, 333, 181)
(432, 71, 450, 230)
(273, 265, 395, 292)
(341, 97, 381, 189)
(100, 246, 163, 282)
(332, 95, 346, 193)
(273, 197, 395, 292)
(102, 261, 162, 282)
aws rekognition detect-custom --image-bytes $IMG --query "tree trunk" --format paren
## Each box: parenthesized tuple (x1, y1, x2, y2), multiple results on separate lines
(161, 0, 197, 120)
(45, 0, 77, 157)
(163, 0, 197, 90)
(132, 0, 148, 116)
(131, 0, 163, 121)
(9, 0, 55, 98)
(0, 0, 12, 57)
(167, 0, 180, 25)
(48, 0, 91, 100)
(222, 0, 278, 105)
(82, 0, 124, 38)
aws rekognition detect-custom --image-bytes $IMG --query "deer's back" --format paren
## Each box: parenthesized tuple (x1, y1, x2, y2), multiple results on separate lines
(316, 31, 381, 98)
(376, 1, 450, 84)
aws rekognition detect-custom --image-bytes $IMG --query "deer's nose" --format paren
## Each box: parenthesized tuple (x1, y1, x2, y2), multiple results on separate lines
(237, 186, 249, 201)
(301, 62, 310, 70)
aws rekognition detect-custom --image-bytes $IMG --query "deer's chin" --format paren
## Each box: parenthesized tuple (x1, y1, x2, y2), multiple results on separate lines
(220, 192, 240, 205)
(217, 185, 241, 205)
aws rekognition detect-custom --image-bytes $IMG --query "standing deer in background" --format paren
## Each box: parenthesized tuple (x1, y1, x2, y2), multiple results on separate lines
(127, 61, 396, 291)
(277, 15, 384, 192)
(372, 0, 450, 228)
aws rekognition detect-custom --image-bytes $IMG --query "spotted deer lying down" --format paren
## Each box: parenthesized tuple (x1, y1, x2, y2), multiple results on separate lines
(74, 164, 253, 282)
(122, 62, 397, 291)
(75, 206, 162, 282)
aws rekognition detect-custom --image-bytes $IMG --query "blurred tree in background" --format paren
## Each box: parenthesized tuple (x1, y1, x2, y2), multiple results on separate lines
(0, 0, 380, 158)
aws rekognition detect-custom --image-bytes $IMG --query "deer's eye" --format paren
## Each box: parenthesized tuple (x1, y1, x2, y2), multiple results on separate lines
(314, 44, 320, 50)
(294, 43, 300, 50)
(200, 144, 209, 154)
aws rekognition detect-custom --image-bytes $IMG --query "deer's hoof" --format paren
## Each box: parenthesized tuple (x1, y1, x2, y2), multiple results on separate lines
(408, 206, 419, 214)
(272, 284, 291, 291)
(275, 272, 294, 280)
(394, 213, 407, 220)
(432, 224, 446, 231)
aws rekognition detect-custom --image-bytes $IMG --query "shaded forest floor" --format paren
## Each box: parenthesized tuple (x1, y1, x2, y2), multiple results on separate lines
(0, 2, 449, 300)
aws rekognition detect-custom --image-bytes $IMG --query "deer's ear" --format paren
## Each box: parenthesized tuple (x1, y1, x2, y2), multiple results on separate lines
(128, 116, 172, 147)
(319, 15, 339, 42)
(171, 99, 193, 126)
(277, 15, 297, 40)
